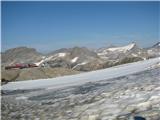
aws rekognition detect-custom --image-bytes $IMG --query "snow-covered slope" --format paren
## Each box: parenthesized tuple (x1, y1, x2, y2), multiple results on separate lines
(107, 43, 135, 52)
(97, 43, 136, 55)
(2, 57, 160, 90)
(34, 52, 67, 66)
(97, 43, 149, 61)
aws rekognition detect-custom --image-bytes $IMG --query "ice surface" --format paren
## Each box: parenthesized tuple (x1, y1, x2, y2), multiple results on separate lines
(2, 57, 160, 90)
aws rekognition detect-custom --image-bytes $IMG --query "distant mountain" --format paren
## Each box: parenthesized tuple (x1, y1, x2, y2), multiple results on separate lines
(147, 42, 160, 58)
(2, 42, 159, 71)
(1, 47, 43, 66)
(36, 47, 103, 71)
(152, 42, 160, 48)
(96, 43, 149, 61)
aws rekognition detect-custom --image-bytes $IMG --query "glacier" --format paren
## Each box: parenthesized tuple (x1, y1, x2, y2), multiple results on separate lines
(2, 57, 160, 90)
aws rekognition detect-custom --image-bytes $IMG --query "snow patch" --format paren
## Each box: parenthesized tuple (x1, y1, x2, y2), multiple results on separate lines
(107, 43, 135, 52)
(35, 56, 55, 66)
(16, 96, 28, 100)
(72, 62, 88, 69)
(71, 57, 79, 63)
(143, 58, 147, 60)
(41, 56, 46, 59)
(58, 53, 66, 57)
(98, 51, 108, 56)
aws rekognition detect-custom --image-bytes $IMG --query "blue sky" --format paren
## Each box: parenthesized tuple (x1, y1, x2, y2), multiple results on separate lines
(2, 1, 160, 53)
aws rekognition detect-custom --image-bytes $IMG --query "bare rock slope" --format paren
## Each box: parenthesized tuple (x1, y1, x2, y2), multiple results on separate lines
(1, 47, 43, 66)
(2, 67, 80, 82)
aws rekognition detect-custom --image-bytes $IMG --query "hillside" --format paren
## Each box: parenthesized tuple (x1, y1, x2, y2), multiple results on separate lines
(1, 47, 43, 66)
(2, 67, 80, 83)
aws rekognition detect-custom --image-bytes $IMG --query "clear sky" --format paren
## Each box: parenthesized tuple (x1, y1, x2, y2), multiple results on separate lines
(2, 1, 160, 53)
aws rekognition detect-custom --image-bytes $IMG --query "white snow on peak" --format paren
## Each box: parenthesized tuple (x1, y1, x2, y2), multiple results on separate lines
(57, 53, 66, 57)
(107, 43, 135, 52)
(35, 56, 55, 66)
(34, 53, 66, 66)
(71, 57, 79, 63)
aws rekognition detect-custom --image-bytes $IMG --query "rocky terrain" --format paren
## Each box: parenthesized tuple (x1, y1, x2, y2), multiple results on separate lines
(1, 47, 43, 67)
(2, 66, 160, 120)
(29, 42, 160, 71)
(2, 42, 160, 71)
(1, 67, 80, 82)
(1, 42, 159, 82)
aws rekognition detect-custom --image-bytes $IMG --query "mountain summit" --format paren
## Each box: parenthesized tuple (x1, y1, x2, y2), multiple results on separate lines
(1, 47, 43, 65)
(2, 42, 159, 71)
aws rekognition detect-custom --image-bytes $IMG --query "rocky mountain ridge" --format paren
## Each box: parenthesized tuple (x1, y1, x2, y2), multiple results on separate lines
(2, 42, 160, 71)
(1, 47, 43, 66)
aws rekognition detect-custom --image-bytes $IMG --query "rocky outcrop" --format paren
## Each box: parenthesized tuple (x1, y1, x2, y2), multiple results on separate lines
(1, 67, 80, 82)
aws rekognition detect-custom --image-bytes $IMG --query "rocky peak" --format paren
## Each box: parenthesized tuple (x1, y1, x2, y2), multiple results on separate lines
(2, 47, 43, 65)
(152, 42, 160, 48)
